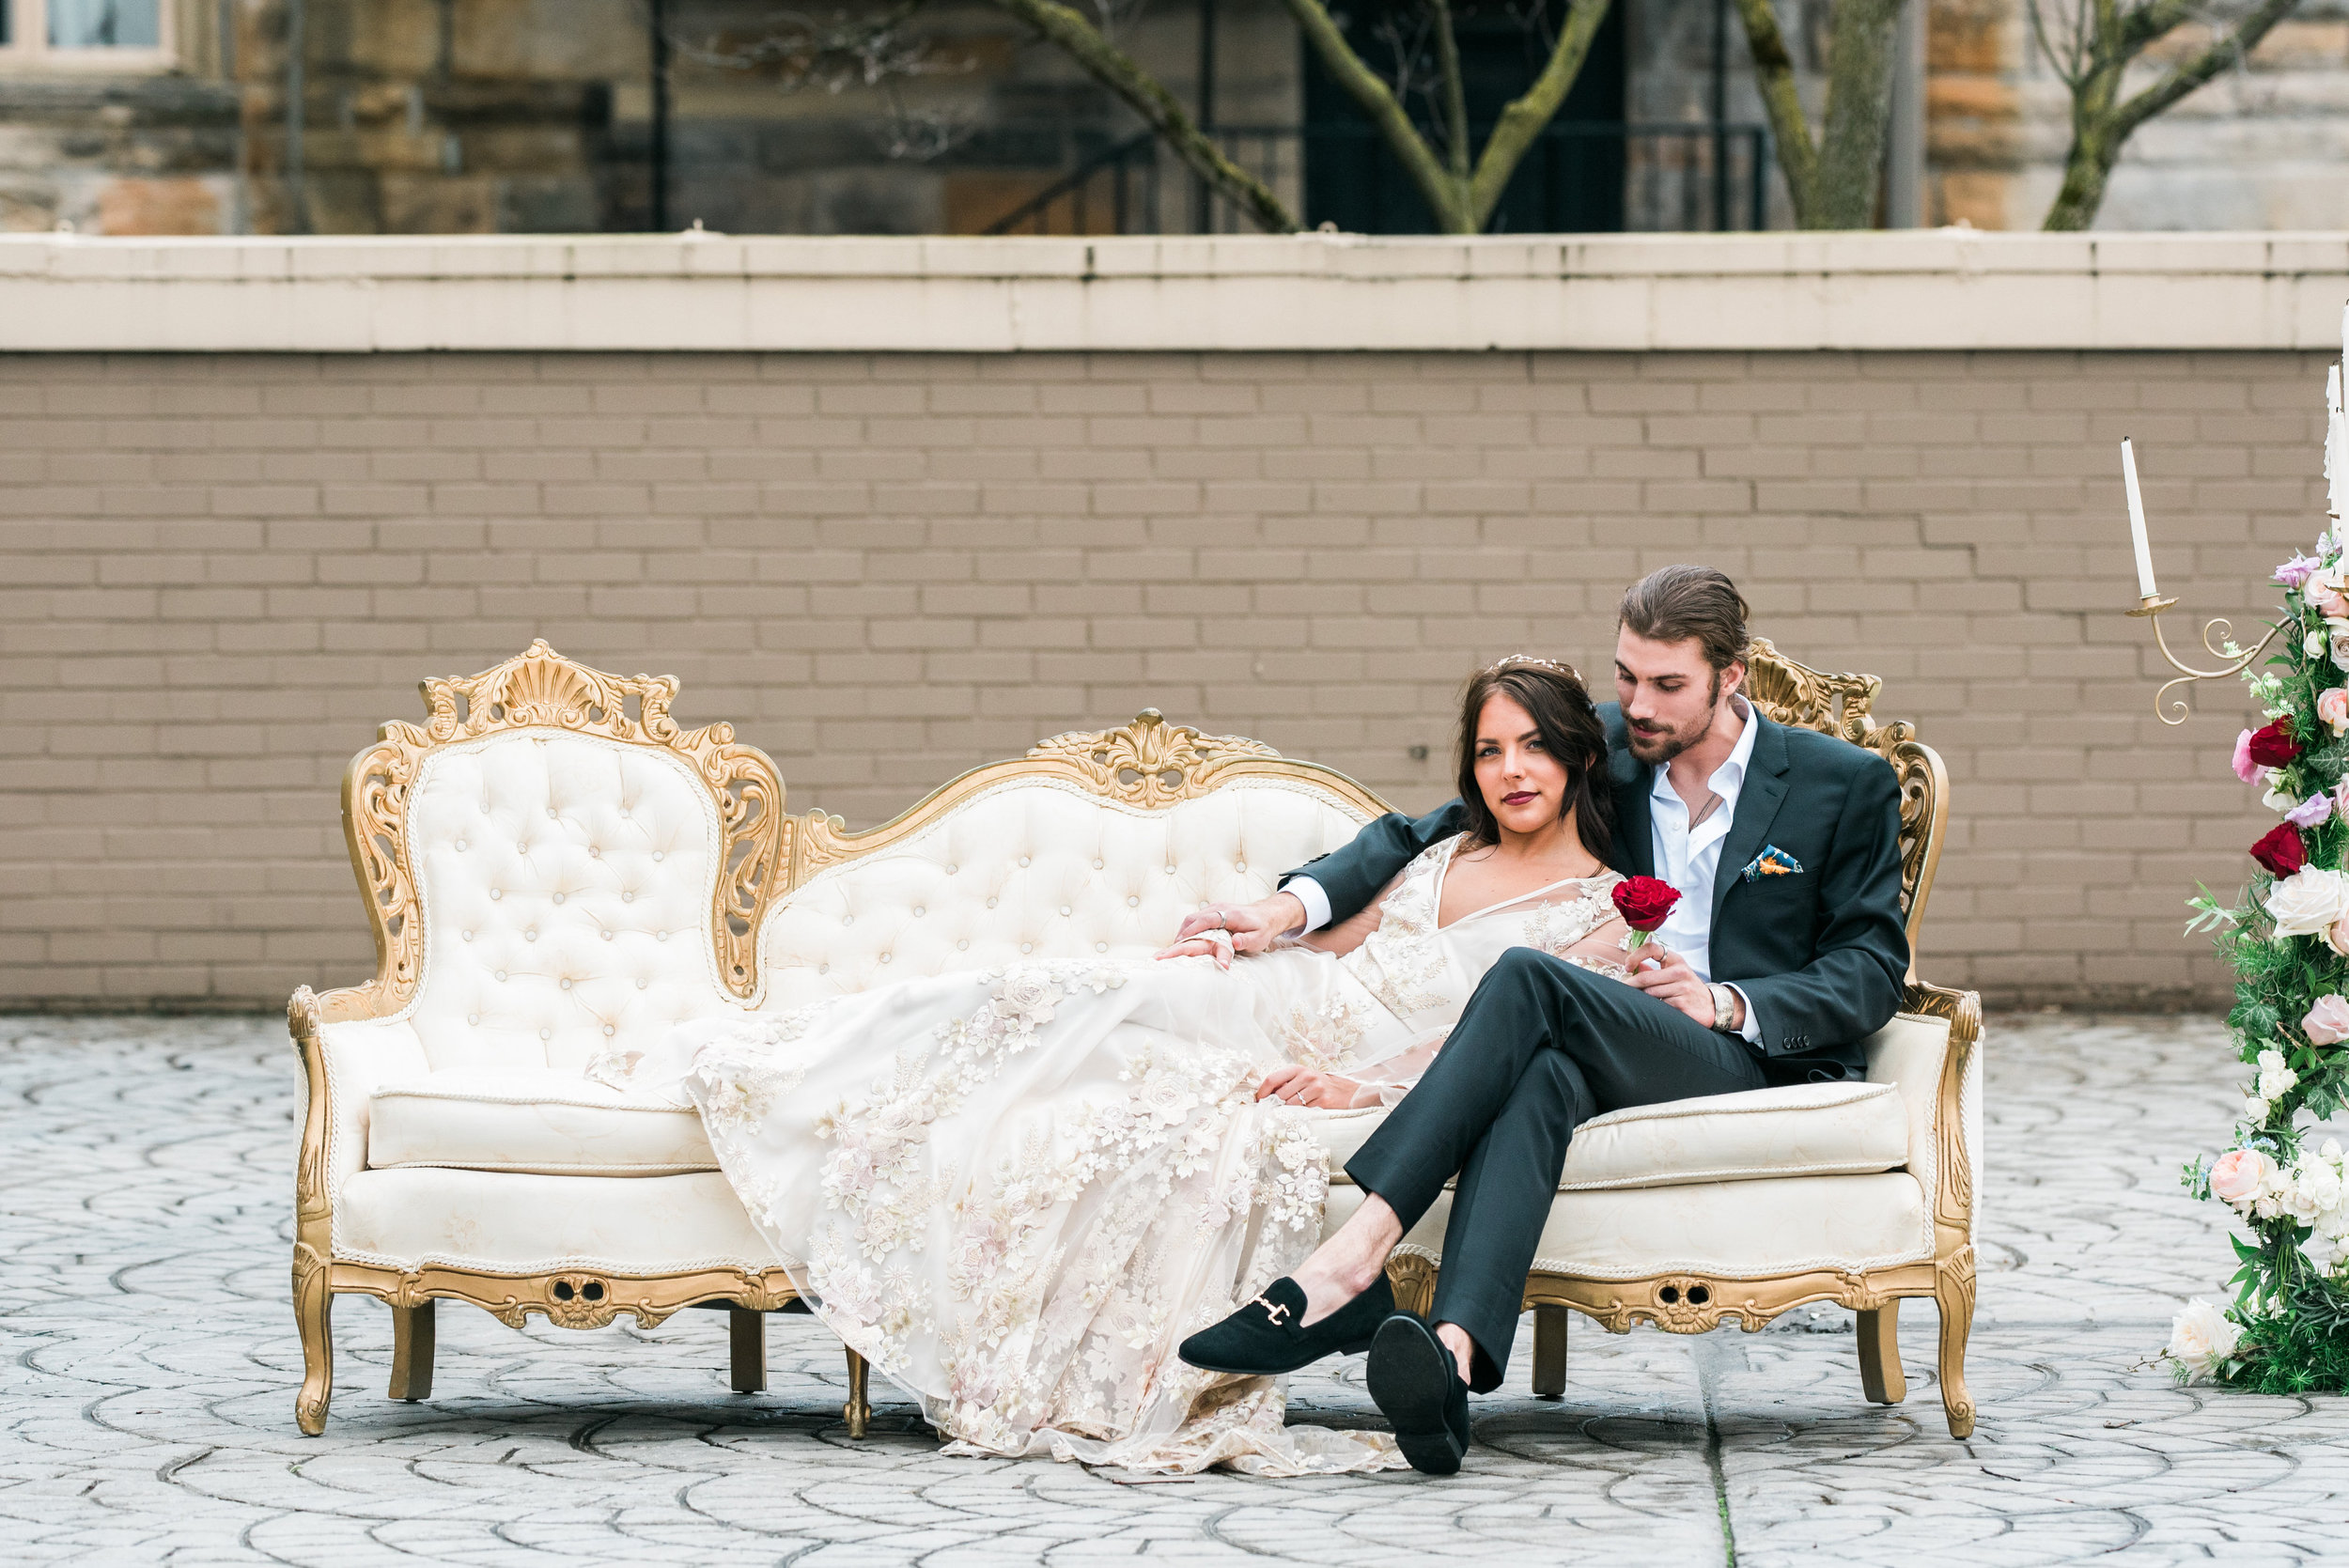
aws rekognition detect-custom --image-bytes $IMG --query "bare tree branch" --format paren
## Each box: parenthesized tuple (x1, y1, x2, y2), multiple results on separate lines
(1429, 0, 1472, 184)
(980, 0, 1300, 232)
(2039, 0, 2302, 229)
(1728, 0, 1824, 225)
(1280, 0, 1468, 227)
(2113, 0, 2297, 137)
(1467, 0, 1615, 227)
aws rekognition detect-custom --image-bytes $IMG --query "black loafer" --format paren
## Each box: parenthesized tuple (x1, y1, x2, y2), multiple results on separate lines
(1366, 1312, 1470, 1475)
(1177, 1272, 1394, 1375)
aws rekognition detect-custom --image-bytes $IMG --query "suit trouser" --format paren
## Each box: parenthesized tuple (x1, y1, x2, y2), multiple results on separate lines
(1344, 947, 1767, 1392)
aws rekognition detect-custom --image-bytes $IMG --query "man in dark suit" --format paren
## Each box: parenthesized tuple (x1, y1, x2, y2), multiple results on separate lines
(1174, 566, 1910, 1474)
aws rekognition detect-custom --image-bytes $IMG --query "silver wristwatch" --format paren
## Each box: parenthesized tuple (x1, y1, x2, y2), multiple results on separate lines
(1708, 983, 1737, 1032)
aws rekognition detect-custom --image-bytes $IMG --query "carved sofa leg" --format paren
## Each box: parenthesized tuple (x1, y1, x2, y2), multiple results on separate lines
(293, 1248, 334, 1436)
(388, 1300, 435, 1402)
(1936, 1249, 1977, 1439)
(1856, 1306, 1906, 1405)
(1531, 1304, 1569, 1399)
(730, 1306, 767, 1394)
(844, 1347, 871, 1437)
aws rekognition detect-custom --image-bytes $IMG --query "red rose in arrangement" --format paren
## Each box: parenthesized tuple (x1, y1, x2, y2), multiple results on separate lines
(2251, 823, 2310, 877)
(2246, 719, 2303, 768)
(1612, 876, 1681, 950)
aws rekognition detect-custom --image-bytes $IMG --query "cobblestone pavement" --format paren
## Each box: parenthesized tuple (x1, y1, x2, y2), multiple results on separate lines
(3, 1014, 2345, 1566)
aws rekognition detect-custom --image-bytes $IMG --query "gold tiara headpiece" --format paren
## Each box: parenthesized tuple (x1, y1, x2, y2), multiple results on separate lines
(1485, 654, 1580, 681)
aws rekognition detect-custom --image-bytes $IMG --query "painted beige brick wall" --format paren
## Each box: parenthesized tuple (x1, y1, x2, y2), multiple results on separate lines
(0, 349, 2325, 1009)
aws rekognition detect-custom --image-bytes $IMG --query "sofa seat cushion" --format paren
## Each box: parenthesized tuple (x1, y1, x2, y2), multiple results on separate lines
(334, 1169, 785, 1273)
(367, 1069, 717, 1177)
(1313, 1079, 1908, 1192)
(1401, 1172, 1933, 1277)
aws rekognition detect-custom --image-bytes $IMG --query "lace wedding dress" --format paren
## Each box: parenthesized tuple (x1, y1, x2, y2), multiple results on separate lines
(593, 836, 1627, 1474)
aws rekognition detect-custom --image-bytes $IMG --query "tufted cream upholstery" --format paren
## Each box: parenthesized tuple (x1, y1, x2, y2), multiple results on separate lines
(399, 731, 740, 1073)
(758, 777, 1373, 1008)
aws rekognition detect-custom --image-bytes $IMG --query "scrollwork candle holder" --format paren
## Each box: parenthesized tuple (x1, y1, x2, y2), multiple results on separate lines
(2127, 594, 2290, 726)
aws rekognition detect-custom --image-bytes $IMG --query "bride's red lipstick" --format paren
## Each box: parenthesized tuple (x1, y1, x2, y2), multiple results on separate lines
(1501, 790, 1539, 805)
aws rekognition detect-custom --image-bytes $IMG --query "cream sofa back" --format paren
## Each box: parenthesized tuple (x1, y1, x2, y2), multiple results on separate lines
(403, 730, 739, 1070)
(756, 776, 1375, 1008)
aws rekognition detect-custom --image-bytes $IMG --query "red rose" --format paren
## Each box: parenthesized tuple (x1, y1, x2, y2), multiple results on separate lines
(1611, 876, 1682, 933)
(2246, 719, 2302, 768)
(2252, 823, 2309, 877)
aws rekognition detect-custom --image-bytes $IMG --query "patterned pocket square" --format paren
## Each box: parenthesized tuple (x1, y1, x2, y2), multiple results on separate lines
(1742, 846, 1803, 882)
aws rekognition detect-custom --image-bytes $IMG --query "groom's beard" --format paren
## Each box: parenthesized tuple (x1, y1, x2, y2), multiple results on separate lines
(1625, 675, 1724, 766)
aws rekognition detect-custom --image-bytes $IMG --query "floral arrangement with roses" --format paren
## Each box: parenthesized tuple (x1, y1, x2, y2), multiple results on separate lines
(2168, 541, 2349, 1391)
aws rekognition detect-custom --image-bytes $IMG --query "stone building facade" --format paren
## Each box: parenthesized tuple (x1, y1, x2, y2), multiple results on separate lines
(2, 0, 2343, 237)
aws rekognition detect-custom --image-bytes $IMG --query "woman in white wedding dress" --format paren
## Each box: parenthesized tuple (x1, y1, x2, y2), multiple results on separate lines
(592, 658, 1644, 1475)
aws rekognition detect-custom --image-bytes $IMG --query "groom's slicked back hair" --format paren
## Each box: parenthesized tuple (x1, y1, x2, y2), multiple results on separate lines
(1619, 565, 1750, 673)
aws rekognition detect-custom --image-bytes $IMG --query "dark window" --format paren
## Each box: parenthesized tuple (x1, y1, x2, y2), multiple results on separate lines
(1303, 0, 1626, 234)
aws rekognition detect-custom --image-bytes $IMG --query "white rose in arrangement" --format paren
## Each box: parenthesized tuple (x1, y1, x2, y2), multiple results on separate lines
(2255, 1049, 2301, 1103)
(2263, 866, 2349, 938)
(2244, 1094, 2271, 1124)
(2297, 1159, 2344, 1214)
(2167, 1299, 2243, 1382)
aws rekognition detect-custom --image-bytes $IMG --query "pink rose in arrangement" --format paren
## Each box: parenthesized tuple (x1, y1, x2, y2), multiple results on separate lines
(2323, 688, 2349, 737)
(2234, 728, 2263, 784)
(2287, 791, 2336, 830)
(2314, 585, 2349, 621)
(2210, 1148, 2274, 1205)
(2304, 994, 2349, 1047)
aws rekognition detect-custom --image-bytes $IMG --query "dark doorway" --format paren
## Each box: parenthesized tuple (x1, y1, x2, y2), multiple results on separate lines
(1302, 0, 1626, 234)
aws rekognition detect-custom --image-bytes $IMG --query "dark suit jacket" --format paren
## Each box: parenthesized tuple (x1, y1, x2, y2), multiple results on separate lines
(1283, 702, 1910, 1079)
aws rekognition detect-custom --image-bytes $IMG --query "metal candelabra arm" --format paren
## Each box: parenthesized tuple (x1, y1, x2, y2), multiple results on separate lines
(2127, 594, 2292, 725)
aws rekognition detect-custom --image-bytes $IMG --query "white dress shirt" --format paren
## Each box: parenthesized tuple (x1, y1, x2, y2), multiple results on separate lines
(1647, 696, 1764, 1043)
(1289, 694, 1764, 1044)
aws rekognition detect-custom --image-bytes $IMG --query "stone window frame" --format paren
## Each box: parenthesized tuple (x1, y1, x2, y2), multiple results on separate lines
(0, 0, 178, 70)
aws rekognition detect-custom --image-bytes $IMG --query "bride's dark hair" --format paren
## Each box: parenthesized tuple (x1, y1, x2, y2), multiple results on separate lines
(1454, 658, 1617, 866)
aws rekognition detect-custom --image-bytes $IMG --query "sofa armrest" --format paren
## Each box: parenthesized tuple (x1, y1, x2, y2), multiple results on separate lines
(290, 987, 431, 1259)
(1873, 981, 1983, 1248)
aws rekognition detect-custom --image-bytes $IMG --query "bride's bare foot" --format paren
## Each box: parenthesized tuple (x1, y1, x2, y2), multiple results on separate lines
(1292, 1195, 1404, 1326)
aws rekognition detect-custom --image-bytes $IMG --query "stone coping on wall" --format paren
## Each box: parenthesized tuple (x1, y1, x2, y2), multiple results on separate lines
(2, 230, 2346, 354)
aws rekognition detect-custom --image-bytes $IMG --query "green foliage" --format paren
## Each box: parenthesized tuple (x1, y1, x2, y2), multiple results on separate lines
(2176, 562, 2349, 1391)
(2210, 1281, 2349, 1395)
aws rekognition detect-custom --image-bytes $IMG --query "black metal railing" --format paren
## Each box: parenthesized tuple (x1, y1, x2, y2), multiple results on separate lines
(982, 121, 1771, 237)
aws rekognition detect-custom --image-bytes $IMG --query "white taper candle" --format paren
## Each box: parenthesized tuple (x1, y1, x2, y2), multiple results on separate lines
(2122, 437, 2156, 599)
(2327, 363, 2344, 522)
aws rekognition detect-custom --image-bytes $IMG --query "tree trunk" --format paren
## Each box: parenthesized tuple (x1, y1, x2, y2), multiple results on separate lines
(1813, 0, 1906, 227)
(2043, 65, 2124, 231)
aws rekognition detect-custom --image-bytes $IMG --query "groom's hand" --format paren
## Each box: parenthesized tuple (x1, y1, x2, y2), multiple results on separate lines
(1167, 893, 1306, 957)
(1628, 946, 1716, 1027)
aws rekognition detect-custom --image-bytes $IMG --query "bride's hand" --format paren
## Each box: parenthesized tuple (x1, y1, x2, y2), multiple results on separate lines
(1167, 893, 1304, 958)
(1255, 1064, 1363, 1109)
(1155, 929, 1234, 970)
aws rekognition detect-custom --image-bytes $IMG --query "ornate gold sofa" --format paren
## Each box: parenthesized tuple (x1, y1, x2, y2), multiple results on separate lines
(288, 638, 1981, 1441)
